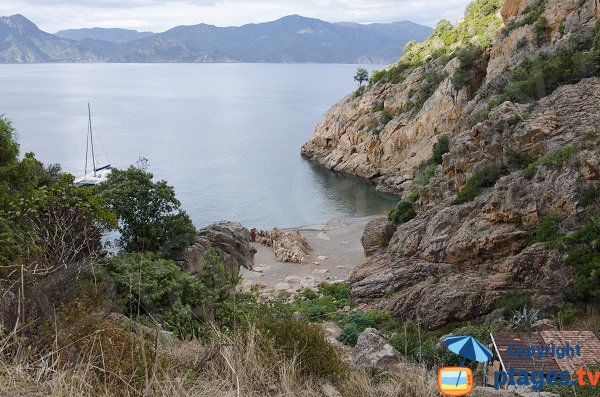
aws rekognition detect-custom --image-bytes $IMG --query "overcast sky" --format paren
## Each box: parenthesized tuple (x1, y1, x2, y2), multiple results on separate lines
(0, 0, 473, 33)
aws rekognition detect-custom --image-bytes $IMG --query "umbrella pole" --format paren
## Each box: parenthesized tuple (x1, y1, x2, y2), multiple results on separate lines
(484, 361, 487, 387)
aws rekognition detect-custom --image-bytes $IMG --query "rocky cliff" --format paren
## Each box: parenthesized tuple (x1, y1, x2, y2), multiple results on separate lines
(302, 0, 600, 329)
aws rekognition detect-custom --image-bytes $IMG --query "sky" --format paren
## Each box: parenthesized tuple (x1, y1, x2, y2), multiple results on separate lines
(0, 0, 473, 33)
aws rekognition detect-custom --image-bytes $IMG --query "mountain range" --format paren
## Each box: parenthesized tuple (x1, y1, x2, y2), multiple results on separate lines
(0, 14, 432, 64)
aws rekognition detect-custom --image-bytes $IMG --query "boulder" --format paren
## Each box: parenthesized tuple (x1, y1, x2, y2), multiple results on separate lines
(181, 221, 256, 277)
(361, 216, 397, 257)
(271, 228, 311, 263)
(353, 328, 400, 367)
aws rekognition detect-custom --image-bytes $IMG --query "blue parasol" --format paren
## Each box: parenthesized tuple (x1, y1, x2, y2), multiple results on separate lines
(444, 335, 492, 363)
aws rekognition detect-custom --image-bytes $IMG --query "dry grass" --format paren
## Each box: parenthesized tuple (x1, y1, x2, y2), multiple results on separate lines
(0, 324, 442, 397)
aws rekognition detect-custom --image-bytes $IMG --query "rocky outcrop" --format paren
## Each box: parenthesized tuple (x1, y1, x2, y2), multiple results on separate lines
(348, 78, 599, 330)
(250, 227, 312, 263)
(361, 217, 397, 256)
(301, 0, 600, 330)
(353, 328, 401, 367)
(181, 221, 256, 277)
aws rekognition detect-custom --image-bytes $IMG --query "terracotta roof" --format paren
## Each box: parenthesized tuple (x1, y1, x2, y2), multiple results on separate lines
(540, 331, 600, 372)
(491, 333, 562, 373)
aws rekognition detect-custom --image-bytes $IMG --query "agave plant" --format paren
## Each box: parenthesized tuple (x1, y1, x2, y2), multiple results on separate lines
(507, 305, 541, 331)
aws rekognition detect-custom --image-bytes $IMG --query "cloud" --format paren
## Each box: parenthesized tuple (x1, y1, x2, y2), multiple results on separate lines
(0, 0, 473, 33)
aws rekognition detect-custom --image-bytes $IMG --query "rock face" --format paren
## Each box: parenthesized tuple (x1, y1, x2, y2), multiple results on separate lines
(303, 0, 600, 330)
(361, 217, 397, 257)
(181, 221, 256, 277)
(354, 328, 401, 367)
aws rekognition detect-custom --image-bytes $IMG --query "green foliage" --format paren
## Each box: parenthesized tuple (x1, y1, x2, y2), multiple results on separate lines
(258, 315, 347, 379)
(452, 46, 484, 90)
(523, 147, 576, 179)
(504, 0, 546, 33)
(0, 119, 115, 276)
(0, 117, 18, 167)
(579, 185, 600, 207)
(506, 149, 536, 170)
(97, 166, 196, 257)
(533, 16, 550, 45)
(525, 214, 561, 246)
(432, 135, 450, 165)
(354, 67, 369, 87)
(561, 217, 600, 300)
(500, 290, 532, 317)
(455, 164, 501, 204)
(489, 47, 600, 109)
(291, 283, 355, 321)
(106, 250, 237, 337)
(389, 189, 420, 224)
(370, 0, 501, 87)
(337, 311, 377, 346)
(353, 85, 366, 98)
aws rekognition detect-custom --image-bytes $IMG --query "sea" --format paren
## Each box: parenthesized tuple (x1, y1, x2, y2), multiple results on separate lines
(0, 63, 398, 229)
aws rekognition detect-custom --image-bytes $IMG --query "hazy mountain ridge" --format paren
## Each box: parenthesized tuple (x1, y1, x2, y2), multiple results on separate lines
(0, 14, 433, 63)
(55, 27, 155, 43)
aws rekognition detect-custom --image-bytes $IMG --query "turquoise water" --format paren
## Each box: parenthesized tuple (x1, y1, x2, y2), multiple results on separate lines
(0, 63, 397, 229)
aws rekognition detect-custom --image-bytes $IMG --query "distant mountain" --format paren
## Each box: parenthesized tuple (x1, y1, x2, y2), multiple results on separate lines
(0, 14, 104, 62)
(0, 14, 433, 64)
(55, 28, 155, 43)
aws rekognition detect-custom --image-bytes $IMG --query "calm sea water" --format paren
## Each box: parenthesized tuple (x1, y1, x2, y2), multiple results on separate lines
(0, 63, 397, 229)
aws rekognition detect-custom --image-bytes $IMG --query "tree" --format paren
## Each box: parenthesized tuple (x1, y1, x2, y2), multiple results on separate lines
(97, 166, 196, 256)
(354, 68, 369, 87)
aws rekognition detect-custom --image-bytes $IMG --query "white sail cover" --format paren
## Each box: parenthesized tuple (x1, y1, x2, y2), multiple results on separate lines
(74, 166, 112, 187)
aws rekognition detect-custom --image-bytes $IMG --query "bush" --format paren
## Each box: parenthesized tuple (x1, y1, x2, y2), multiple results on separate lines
(455, 164, 501, 204)
(291, 283, 355, 321)
(533, 16, 550, 45)
(452, 46, 484, 90)
(389, 189, 420, 224)
(106, 250, 237, 337)
(258, 315, 347, 379)
(337, 311, 377, 346)
(561, 217, 600, 300)
(525, 214, 561, 246)
(500, 290, 532, 316)
(413, 71, 446, 113)
(579, 185, 600, 207)
(432, 135, 450, 165)
(506, 149, 535, 170)
(523, 147, 576, 179)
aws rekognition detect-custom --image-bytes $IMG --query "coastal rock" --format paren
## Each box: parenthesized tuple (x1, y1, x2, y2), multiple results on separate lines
(250, 227, 312, 263)
(353, 328, 401, 367)
(181, 221, 256, 277)
(361, 216, 397, 257)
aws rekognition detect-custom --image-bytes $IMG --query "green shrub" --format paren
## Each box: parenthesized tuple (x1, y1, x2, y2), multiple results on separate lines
(533, 16, 550, 45)
(506, 149, 536, 170)
(452, 46, 484, 90)
(258, 315, 347, 379)
(489, 47, 600, 110)
(389, 189, 420, 224)
(525, 214, 561, 246)
(413, 71, 446, 113)
(291, 283, 355, 321)
(321, 282, 354, 305)
(353, 86, 366, 98)
(455, 164, 501, 204)
(523, 147, 576, 179)
(500, 290, 532, 316)
(106, 250, 237, 337)
(432, 135, 450, 165)
(561, 217, 600, 300)
(579, 185, 600, 207)
(337, 311, 377, 346)
(417, 162, 439, 186)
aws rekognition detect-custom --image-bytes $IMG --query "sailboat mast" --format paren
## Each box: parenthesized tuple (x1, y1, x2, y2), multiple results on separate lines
(88, 103, 97, 175)
(84, 104, 90, 177)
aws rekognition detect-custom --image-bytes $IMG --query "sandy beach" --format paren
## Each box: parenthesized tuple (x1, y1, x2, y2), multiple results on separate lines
(240, 217, 374, 297)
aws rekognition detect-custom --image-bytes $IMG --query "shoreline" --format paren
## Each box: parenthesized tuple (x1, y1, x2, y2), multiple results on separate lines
(240, 216, 376, 297)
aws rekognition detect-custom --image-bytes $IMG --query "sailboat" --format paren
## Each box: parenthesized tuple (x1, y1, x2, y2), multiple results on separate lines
(74, 104, 112, 187)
